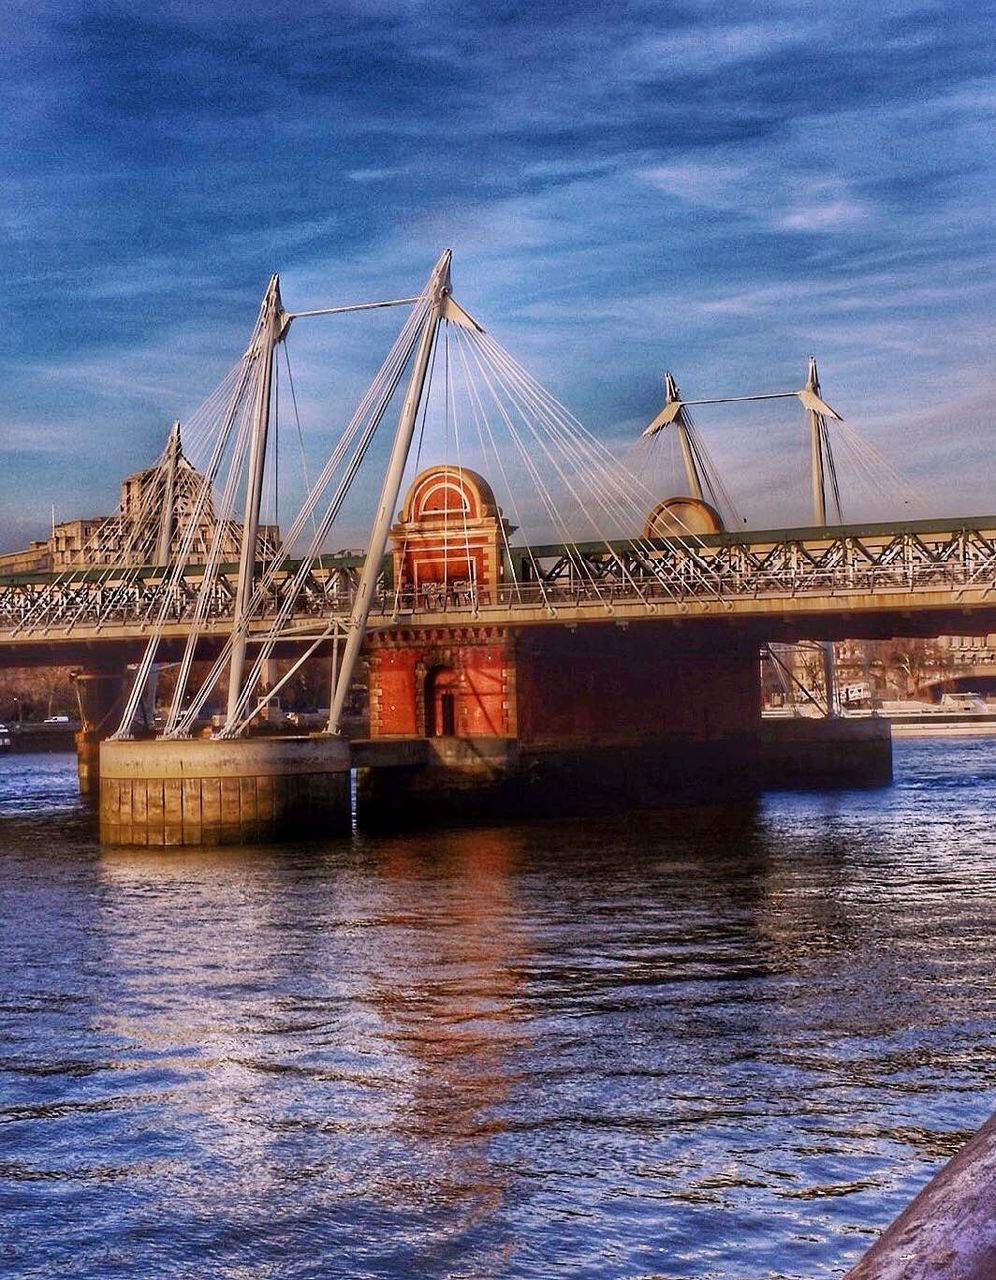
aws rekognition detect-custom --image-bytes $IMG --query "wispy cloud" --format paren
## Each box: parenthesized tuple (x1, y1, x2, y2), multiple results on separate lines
(778, 198, 870, 231)
(1, 0, 994, 546)
(623, 19, 808, 76)
(641, 162, 748, 205)
(346, 167, 407, 183)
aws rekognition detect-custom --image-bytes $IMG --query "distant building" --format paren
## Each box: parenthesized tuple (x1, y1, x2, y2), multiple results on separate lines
(766, 634, 996, 709)
(0, 426, 278, 577)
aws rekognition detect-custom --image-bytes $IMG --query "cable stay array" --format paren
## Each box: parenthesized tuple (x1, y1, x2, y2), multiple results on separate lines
(105, 272, 430, 740)
(9, 386, 230, 638)
(629, 357, 921, 716)
(4, 249, 929, 742)
(102, 250, 741, 742)
(633, 356, 924, 529)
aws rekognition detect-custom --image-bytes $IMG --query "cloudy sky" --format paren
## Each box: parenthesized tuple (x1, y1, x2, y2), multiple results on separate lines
(3, 0, 995, 549)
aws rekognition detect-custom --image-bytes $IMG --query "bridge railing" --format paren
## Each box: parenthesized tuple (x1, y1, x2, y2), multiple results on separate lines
(0, 567, 358, 636)
(3, 525, 996, 637)
(373, 557, 994, 619)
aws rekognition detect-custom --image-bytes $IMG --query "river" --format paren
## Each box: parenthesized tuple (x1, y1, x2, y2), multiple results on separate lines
(1, 739, 995, 1278)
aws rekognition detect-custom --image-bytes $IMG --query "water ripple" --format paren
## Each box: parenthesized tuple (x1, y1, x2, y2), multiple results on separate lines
(1, 740, 995, 1277)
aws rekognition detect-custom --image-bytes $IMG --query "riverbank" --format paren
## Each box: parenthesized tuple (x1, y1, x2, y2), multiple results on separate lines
(3, 721, 79, 752)
(890, 718, 996, 737)
(765, 708, 996, 737)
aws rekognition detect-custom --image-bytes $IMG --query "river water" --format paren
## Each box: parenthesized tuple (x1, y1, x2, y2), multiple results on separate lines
(1, 740, 995, 1279)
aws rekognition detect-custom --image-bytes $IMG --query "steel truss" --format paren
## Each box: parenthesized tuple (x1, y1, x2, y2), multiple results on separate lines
(385, 518, 996, 616)
(3, 518, 996, 641)
(0, 558, 363, 636)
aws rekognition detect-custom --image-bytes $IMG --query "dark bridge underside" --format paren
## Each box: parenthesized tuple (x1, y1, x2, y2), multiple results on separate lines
(4, 607, 996, 671)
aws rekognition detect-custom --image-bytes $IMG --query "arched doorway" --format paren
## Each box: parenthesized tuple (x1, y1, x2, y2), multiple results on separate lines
(425, 666, 459, 737)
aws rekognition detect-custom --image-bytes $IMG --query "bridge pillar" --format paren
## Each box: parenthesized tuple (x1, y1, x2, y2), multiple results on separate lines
(357, 620, 769, 826)
(99, 737, 351, 846)
(71, 668, 129, 796)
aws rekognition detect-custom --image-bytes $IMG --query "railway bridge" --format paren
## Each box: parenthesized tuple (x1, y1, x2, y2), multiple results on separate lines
(3, 250, 993, 842)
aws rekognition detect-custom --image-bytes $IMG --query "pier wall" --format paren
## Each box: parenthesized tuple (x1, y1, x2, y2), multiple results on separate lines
(760, 716, 893, 788)
(100, 737, 351, 846)
(73, 667, 128, 795)
(358, 621, 767, 825)
(354, 732, 763, 827)
(358, 622, 891, 827)
(368, 621, 761, 746)
(369, 627, 512, 738)
(354, 719, 891, 828)
(514, 624, 759, 745)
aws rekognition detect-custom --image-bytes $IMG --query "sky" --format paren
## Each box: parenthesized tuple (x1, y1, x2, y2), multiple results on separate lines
(3, 0, 995, 550)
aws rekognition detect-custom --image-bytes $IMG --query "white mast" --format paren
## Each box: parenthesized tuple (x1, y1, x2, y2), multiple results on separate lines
(326, 250, 480, 734)
(641, 371, 706, 500)
(224, 275, 288, 726)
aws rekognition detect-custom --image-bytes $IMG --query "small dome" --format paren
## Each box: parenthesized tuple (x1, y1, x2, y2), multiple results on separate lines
(401, 466, 500, 524)
(644, 496, 724, 538)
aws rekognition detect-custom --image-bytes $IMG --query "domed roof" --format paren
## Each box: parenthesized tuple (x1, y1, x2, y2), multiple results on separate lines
(644, 496, 725, 539)
(401, 465, 501, 524)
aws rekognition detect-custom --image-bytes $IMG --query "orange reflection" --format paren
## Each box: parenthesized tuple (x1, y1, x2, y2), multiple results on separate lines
(368, 825, 529, 1220)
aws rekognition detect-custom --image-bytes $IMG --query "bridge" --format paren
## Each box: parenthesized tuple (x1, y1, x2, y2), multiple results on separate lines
(5, 515, 996, 660)
(2, 250, 992, 842)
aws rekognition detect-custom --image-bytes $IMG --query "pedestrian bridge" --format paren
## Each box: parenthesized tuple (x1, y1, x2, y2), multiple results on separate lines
(2, 249, 992, 744)
(4, 513, 996, 662)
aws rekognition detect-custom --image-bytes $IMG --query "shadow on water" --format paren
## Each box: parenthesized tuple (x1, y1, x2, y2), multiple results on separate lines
(1, 742, 995, 1277)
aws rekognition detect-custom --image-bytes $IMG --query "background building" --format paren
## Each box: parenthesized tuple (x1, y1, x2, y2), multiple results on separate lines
(0, 428, 278, 577)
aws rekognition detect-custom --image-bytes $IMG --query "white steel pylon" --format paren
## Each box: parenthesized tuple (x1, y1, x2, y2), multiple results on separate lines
(224, 275, 290, 726)
(642, 371, 705, 500)
(799, 356, 843, 716)
(799, 355, 843, 526)
(326, 249, 481, 734)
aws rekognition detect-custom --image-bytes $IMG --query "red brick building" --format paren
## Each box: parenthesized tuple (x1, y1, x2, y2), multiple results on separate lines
(367, 465, 760, 749)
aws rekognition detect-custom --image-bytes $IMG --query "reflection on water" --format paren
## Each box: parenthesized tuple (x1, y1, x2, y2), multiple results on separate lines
(1, 743, 996, 1278)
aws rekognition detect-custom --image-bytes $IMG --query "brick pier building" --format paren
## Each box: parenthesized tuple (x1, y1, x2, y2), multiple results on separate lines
(358, 464, 772, 821)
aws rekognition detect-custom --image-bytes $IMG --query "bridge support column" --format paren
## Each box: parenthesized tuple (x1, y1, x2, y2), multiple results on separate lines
(99, 736, 351, 846)
(356, 621, 771, 827)
(72, 668, 129, 796)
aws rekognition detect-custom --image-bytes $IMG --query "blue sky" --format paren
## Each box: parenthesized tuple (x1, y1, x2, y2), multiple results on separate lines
(3, 0, 995, 549)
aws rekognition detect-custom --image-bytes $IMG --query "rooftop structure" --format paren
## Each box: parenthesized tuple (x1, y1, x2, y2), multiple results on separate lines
(0, 422, 278, 577)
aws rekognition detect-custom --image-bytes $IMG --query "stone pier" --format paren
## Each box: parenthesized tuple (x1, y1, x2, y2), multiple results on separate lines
(72, 668, 128, 795)
(353, 732, 766, 828)
(353, 720, 893, 830)
(760, 715, 893, 788)
(100, 736, 351, 846)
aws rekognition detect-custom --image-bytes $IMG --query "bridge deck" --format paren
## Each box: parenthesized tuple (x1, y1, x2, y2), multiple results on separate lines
(3, 515, 996, 656)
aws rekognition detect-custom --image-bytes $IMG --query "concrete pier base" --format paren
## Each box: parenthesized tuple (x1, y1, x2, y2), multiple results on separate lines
(100, 736, 351, 846)
(355, 733, 762, 829)
(72, 669, 128, 795)
(760, 715, 893, 787)
(354, 719, 893, 829)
